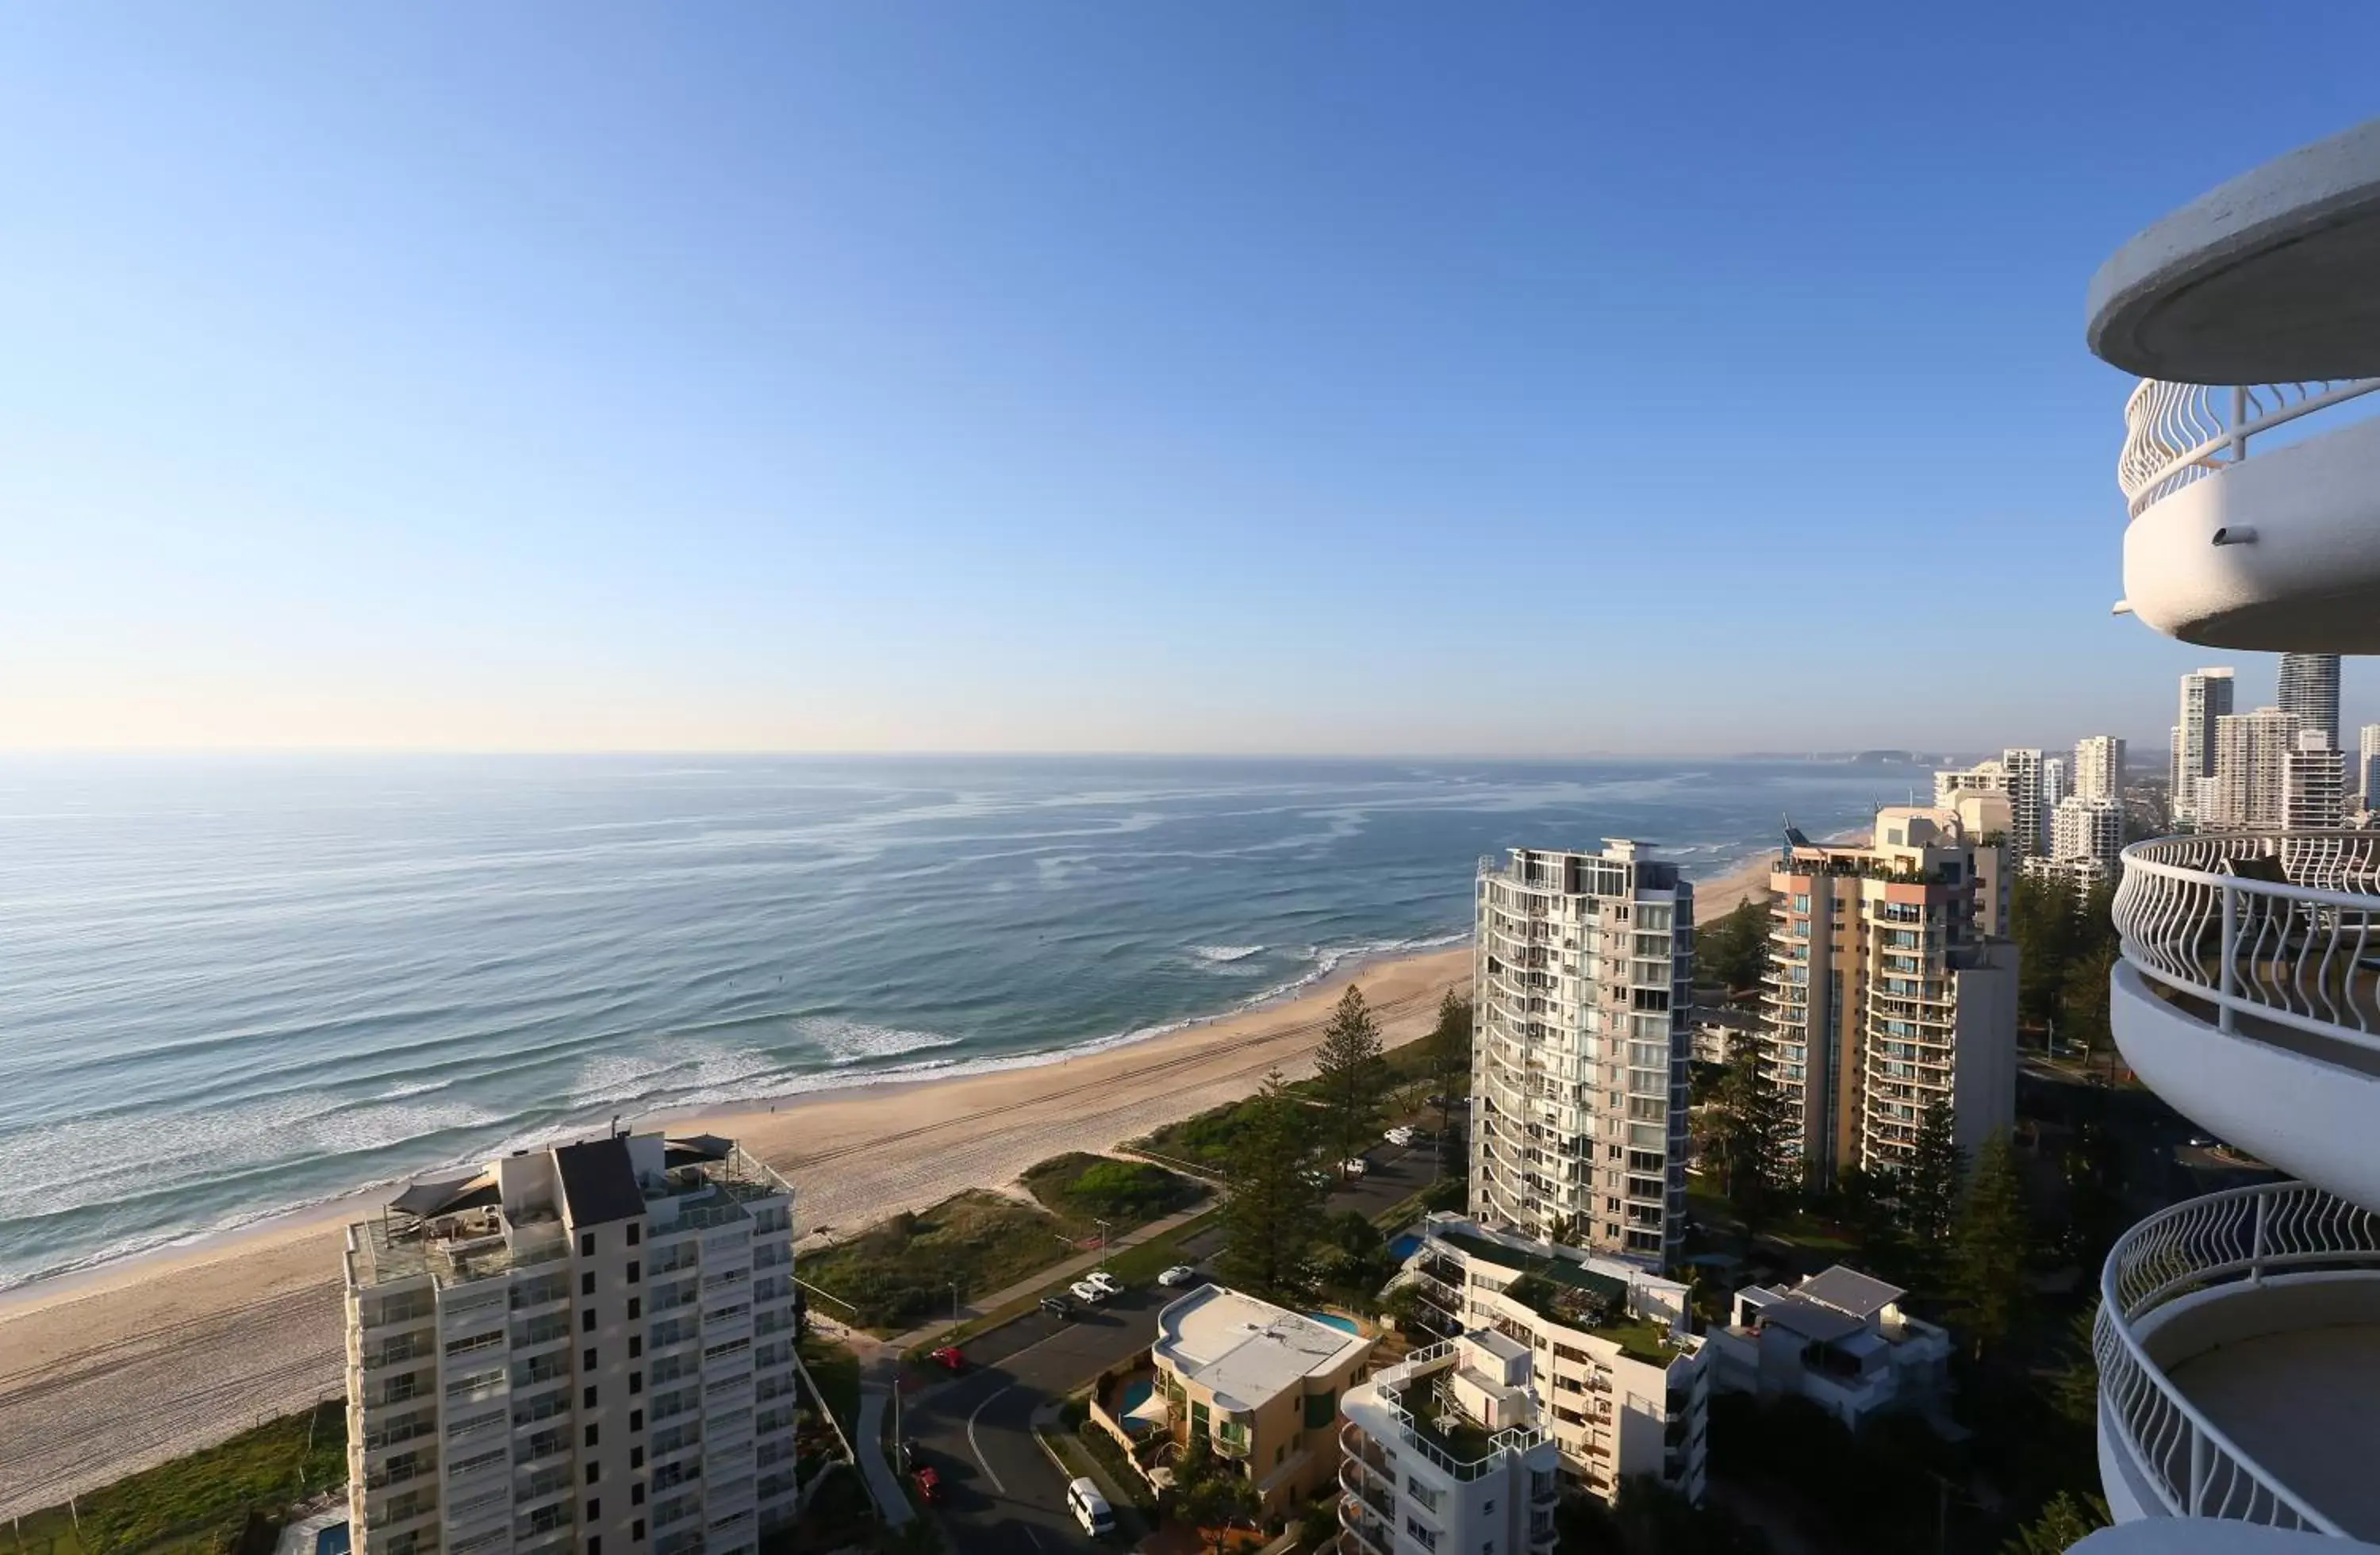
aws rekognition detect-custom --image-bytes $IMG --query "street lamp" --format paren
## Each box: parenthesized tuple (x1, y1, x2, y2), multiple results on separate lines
(1094, 1219, 1111, 1268)
(950, 1281, 962, 1323)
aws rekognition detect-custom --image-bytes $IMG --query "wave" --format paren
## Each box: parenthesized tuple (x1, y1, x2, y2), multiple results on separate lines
(1189, 944, 1265, 965)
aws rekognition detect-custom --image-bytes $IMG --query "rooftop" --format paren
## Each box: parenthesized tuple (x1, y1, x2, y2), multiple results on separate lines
(1153, 1285, 1368, 1412)
(1795, 1265, 1905, 1319)
(555, 1136, 645, 1226)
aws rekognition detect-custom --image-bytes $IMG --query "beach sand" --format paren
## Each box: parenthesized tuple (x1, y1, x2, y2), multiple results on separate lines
(0, 851, 1775, 1515)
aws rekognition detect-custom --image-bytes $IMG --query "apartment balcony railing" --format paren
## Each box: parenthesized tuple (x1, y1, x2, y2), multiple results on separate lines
(2113, 831, 2380, 1050)
(2094, 1180, 2380, 1534)
(2119, 378, 2380, 520)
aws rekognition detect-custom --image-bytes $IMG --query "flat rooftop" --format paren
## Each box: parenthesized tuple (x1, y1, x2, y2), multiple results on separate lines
(1154, 1286, 1366, 1413)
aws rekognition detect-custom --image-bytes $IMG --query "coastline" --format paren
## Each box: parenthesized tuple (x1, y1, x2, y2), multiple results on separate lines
(0, 841, 1781, 1515)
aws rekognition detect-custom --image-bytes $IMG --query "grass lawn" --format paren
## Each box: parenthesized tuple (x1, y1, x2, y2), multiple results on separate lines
(9, 1402, 344, 1555)
(1020, 1153, 1203, 1227)
(799, 1331, 863, 1436)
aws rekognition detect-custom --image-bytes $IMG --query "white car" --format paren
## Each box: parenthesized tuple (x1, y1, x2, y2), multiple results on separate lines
(1069, 1279, 1111, 1304)
(1083, 1269, 1123, 1296)
(1068, 1477, 1115, 1538)
(1384, 1126, 1415, 1146)
(1341, 1158, 1368, 1177)
(1157, 1264, 1199, 1288)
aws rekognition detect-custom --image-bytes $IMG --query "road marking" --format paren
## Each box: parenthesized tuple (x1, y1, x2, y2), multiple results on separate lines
(1023, 1527, 1046, 1552)
(967, 1382, 1013, 1494)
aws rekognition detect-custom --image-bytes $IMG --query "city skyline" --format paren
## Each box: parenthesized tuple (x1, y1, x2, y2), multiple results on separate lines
(5, 7, 2380, 755)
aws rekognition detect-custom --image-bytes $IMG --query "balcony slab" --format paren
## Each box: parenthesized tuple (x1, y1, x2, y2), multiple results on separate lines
(2166, 1319, 2380, 1542)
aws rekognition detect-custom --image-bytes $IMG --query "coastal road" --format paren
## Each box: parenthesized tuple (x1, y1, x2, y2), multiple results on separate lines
(905, 1143, 1438, 1549)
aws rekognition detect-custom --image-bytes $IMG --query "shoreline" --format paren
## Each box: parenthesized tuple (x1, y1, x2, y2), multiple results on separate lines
(0, 839, 1783, 1516)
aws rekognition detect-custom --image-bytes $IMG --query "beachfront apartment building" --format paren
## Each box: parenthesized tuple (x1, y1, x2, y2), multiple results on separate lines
(1471, 843, 1694, 1269)
(1337, 1330, 1562, 1555)
(2036, 795, 2125, 886)
(1148, 1285, 1372, 1519)
(2205, 705, 2298, 830)
(2172, 668, 2236, 825)
(2362, 724, 2380, 811)
(2074, 735, 2127, 804)
(1394, 1215, 1707, 1507)
(1702, 1265, 1951, 1430)
(344, 1132, 800, 1555)
(1760, 804, 2018, 1186)
(2278, 652, 2344, 747)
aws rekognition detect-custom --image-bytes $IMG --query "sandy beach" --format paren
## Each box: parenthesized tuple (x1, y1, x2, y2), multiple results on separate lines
(0, 850, 1775, 1517)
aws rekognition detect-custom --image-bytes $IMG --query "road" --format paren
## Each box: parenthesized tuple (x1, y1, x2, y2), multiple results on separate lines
(900, 1141, 1443, 1550)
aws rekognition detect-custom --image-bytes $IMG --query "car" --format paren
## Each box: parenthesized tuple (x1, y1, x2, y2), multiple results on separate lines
(912, 1464, 943, 1503)
(1301, 1168, 1332, 1188)
(1157, 1263, 1199, 1288)
(1039, 1293, 1076, 1319)
(1069, 1279, 1111, 1304)
(1341, 1158, 1368, 1177)
(1083, 1270, 1123, 1296)
(927, 1345, 965, 1371)
(1384, 1125, 1415, 1146)
(897, 1438, 922, 1472)
(1067, 1476, 1116, 1538)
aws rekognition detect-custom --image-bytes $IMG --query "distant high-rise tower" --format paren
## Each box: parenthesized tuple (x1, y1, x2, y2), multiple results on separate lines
(2206, 706, 2297, 830)
(2278, 654, 2343, 746)
(2074, 735, 2126, 804)
(2176, 669, 2236, 824)
(2041, 755, 2069, 816)
(2283, 729, 2348, 831)
(2002, 748, 2046, 858)
(2361, 724, 2380, 811)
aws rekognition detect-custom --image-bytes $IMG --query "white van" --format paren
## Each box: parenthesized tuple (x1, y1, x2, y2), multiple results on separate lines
(1066, 1476, 1115, 1537)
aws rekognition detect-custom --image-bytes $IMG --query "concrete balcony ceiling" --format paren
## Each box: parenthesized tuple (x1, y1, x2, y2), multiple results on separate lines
(2089, 119, 2380, 384)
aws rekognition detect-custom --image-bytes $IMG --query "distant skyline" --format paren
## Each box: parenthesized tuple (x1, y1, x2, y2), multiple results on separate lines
(6, 5, 2380, 756)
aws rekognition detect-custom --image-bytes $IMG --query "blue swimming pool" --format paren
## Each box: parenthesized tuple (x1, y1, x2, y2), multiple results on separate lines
(1306, 1311, 1362, 1334)
(315, 1526, 351, 1555)
(1122, 1378, 1154, 1414)
(1388, 1234, 1422, 1261)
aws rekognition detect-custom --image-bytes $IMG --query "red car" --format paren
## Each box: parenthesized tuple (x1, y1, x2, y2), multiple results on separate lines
(928, 1345, 965, 1372)
(912, 1464, 943, 1503)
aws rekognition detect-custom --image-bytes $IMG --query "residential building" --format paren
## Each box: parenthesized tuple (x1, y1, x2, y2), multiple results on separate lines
(2283, 729, 2348, 831)
(1760, 804, 2018, 1186)
(2278, 652, 2343, 746)
(2088, 119, 2380, 1541)
(2174, 669, 2236, 824)
(1472, 842, 1694, 1268)
(1932, 757, 2006, 810)
(343, 1132, 800, 1555)
(1702, 1266, 1952, 1429)
(2361, 724, 2380, 809)
(1337, 1330, 1562, 1555)
(2041, 754, 2070, 817)
(2205, 705, 2298, 830)
(2048, 795, 2125, 883)
(2167, 726, 2184, 827)
(1395, 1215, 1706, 1507)
(2001, 748, 2046, 858)
(1149, 1284, 1372, 1519)
(2074, 735, 2127, 804)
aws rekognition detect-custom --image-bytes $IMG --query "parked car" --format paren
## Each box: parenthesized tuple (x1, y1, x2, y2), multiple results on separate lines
(1069, 1279, 1111, 1304)
(1384, 1125, 1415, 1146)
(897, 1438, 922, 1472)
(1068, 1477, 1116, 1538)
(1039, 1293, 1076, 1319)
(1341, 1158, 1369, 1177)
(1301, 1168, 1332, 1188)
(912, 1464, 943, 1503)
(1157, 1264, 1199, 1288)
(1083, 1270, 1123, 1296)
(927, 1345, 965, 1371)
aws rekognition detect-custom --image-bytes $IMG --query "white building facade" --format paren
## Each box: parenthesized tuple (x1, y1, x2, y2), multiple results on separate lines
(1337, 1332, 1562, 1555)
(2205, 706, 2298, 831)
(2075, 735, 2127, 804)
(2174, 669, 2236, 826)
(1702, 1266, 1952, 1430)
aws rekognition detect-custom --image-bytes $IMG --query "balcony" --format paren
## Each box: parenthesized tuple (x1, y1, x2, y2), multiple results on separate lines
(2115, 374, 2380, 651)
(2111, 831, 2380, 1204)
(2094, 1181, 2380, 1539)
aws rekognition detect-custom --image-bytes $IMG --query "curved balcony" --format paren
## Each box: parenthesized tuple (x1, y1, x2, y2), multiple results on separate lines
(2094, 1181, 2380, 1539)
(2110, 831, 2380, 1207)
(2116, 376, 2380, 650)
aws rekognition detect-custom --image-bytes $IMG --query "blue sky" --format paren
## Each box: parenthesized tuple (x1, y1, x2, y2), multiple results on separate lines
(4, 4, 2377, 756)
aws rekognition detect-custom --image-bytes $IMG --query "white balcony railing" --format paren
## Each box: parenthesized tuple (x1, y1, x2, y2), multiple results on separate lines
(2119, 378, 2380, 519)
(2112, 831, 2380, 1051)
(2094, 1180, 2380, 1534)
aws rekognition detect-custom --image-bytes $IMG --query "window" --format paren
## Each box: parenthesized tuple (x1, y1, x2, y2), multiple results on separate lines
(627, 1261, 640, 1284)
(631, 1447, 644, 1470)
(629, 1336, 643, 1359)
(583, 1310, 597, 1333)
(631, 1484, 645, 1507)
(586, 1463, 601, 1484)
(626, 1224, 640, 1247)
(586, 1499, 600, 1522)
(630, 1408, 643, 1431)
(585, 1425, 601, 1448)
(583, 1386, 599, 1408)
(630, 1372, 643, 1396)
(589, 1542, 601, 1555)
(582, 1273, 597, 1297)
(581, 1232, 596, 1257)
(585, 1348, 598, 1370)
(633, 1521, 645, 1542)
(628, 1297, 641, 1320)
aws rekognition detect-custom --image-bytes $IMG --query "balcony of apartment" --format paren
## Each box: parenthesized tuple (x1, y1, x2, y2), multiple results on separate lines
(2095, 1181, 2380, 1541)
(2110, 831, 2380, 1204)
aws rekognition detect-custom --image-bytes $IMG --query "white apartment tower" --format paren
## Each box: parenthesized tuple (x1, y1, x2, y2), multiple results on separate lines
(2174, 668, 2236, 824)
(2001, 748, 2046, 858)
(2073, 735, 2126, 804)
(1472, 843, 1693, 1269)
(1336, 1330, 1564, 1555)
(2282, 729, 2348, 832)
(344, 1133, 800, 1555)
(2048, 797, 2125, 883)
(2041, 754, 2070, 817)
(1760, 804, 2018, 1184)
(2361, 723, 2380, 811)
(2278, 652, 2343, 746)
(2205, 705, 2297, 831)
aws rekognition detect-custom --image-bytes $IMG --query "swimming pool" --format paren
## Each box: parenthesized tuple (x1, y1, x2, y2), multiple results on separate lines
(1122, 1378, 1154, 1414)
(1306, 1311, 1362, 1335)
(1388, 1234, 1422, 1261)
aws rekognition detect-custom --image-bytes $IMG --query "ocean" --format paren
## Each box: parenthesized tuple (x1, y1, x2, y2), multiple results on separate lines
(0, 754, 1894, 1290)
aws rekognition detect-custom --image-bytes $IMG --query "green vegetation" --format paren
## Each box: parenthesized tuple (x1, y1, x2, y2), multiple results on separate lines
(799, 1331, 863, 1434)
(1169, 1437, 1260, 1554)
(11, 1402, 344, 1555)
(1945, 1130, 2030, 1361)
(1557, 1474, 1772, 1553)
(1693, 1027, 1793, 1231)
(1422, 989, 1472, 1139)
(2003, 1492, 2109, 1553)
(1020, 1152, 1202, 1225)
(1695, 896, 1772, 994)
(2010, 873, 2118, 1038)
(1135, 1096, 1278, 1172)
(1215, 1069, 1327, 1301)
(1313, 985, 1388, 1177)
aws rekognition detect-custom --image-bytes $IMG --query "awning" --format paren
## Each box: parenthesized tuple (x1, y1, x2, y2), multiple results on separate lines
(389, 1173, 493, 1219)
(1127, 1392, 1172, 1427)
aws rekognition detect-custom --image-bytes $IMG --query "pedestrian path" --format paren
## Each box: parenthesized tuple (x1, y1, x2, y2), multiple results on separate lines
(887, 1197, 1217, 1351)
(854, 1373, 914, 1528)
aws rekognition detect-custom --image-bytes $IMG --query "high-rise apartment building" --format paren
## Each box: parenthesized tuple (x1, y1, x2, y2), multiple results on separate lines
(2205, 705, 2298, 830)
(2073, 735, 2126, 803)
(344, 1132, 800, 1555)
(2360, 724, 2380, 811)
(1759, 804, 2018, 1185)
(2047, 796, 2125, 883)
(2000, 749, 2045, 858)
(2282, 729, 2348, 831)
(1337, 1328, 1563, 1555)
(1472, 843, 1693, 1267)
(2040, 755, 2069, 817)
(2175, 668, 2236, 824)
(2278, 653, 2343, 746)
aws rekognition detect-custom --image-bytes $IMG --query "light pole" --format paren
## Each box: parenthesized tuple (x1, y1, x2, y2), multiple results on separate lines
(1094, 1219, 1111, 1269)
(950, 1281, 962, 1323)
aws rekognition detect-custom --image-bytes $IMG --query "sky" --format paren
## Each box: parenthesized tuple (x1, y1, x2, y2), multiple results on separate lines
(5, 4, 2379, 758)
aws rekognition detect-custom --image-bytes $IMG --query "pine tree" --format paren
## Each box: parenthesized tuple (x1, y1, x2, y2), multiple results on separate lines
(1706, 1035, 1792, 1232)
(2002, 1492, 2108, 1554)
(1898, 1096, 1962, 1250)
(1946, 1129, 2030, 1360)
(1215, 1071, 1326, 1301)
(1314, 984, 1387, 1176)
